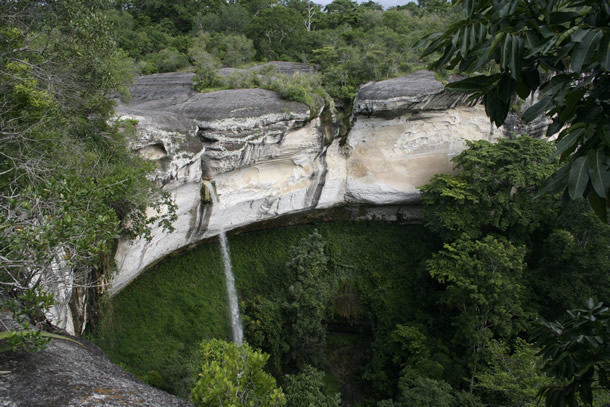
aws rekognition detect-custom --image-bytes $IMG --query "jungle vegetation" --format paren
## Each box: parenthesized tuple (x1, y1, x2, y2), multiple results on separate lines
(2, 0, 610, 406)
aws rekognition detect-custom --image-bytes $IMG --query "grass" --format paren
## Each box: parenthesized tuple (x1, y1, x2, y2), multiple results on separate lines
(88, 221, 437, 397)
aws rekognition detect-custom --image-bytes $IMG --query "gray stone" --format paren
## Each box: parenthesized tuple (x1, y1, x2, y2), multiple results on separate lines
(170, 88, 309, 126)
(0, 313, 191, 407)
(353, 70, 472, 117)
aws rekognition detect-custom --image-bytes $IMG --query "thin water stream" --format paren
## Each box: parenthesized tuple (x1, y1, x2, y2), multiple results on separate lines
(204, 182, 244, 345)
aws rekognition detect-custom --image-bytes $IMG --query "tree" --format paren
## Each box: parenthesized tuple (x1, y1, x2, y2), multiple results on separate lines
(247, 6, 306, 60)
(284, 0, 323, 32)
(417, 0, 450, 14)
(209, 33, 256, 67)
(529, 200, 610, 319)
(282, 230, 332, 370)
(532, 299, 610, 407)
(283, 365, 341, 407)
(191, 339, 286, 407)
(427, 234, 528, 390)
(421, 137, 558, 243)
(0, 0, 175, 340)
(474, 339, 551, 407)
(323, 0, 362, 28)
(420, 0, 610, 221)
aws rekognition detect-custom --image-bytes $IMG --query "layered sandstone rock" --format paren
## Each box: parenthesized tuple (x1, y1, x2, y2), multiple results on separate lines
(111, 69, 501, 294)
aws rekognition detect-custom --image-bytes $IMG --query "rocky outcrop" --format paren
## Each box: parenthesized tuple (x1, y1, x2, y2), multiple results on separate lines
(0, 313, 190, 407)
(353, 70, 472, 117)
(111, 69, 502, 294)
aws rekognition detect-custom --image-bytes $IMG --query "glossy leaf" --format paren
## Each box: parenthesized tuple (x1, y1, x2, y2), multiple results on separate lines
(536, 163, 570, 197)
(446, 74, 500, 93)
(587, 149, 610, 198)
(553, 127, 585, 158)
(522, 67, 540, 90)
(522, 96, 552, 123)
(601, 33, 610, 71)
(568, 156, 589, 199)
(571, 29, 603, 73)
(588, 191, 608, 223)
(601, 125, 610, 146)
(509, 36, 523, 80)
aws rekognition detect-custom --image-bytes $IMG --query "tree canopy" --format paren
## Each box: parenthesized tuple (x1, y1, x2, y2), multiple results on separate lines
(1, 0, 175, 341)
(421, 0, 610, 221)
(191, 339, 286, 407)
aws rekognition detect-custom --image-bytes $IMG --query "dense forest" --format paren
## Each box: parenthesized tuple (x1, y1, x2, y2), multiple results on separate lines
(2, 0, 610, 406)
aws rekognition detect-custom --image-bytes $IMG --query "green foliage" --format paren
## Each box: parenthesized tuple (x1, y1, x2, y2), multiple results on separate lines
(282, 231, 332, 370)
(191, 339, 286, 407)
(474, 339, 551, 407)
(394, 373, 455, 407)
(378, 369, 484, 407)
(210, 33, 257, 67)
(1, 288, 54, 352)
(244, 295, 288, 374)
(0, 0, 176, 340)
(144, 47, 190, 73)
(89, 241, 229, 398)
(421, 0, 610, 220)
(533, 299, 610, 407)
(419, 135, 610, 404)
(92, 222, 437, 400)
(193, 67, 331, 118)
(283, 365, 341, 407)
(246, 6, 306, 61)
(427, 235, 528, 376)
(529, 200, 610, 319)
(244, 230, 335, 373)
(421, 137, 558, 242)
(0, 329, 85, 353)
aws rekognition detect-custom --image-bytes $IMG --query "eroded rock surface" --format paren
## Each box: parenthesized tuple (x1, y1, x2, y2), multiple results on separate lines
(0, 314, 190, 407)
(354, 70, 472, 117)
(112, 69, 504, 294)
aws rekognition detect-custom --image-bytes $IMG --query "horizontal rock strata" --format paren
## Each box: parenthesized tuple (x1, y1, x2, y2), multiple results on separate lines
(112, 69, 503, 294)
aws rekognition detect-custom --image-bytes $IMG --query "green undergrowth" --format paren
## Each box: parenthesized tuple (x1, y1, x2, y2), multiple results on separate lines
(195, 67, 333, 119)
(89, 244, 230, 397)
(89, 221, 437, 398)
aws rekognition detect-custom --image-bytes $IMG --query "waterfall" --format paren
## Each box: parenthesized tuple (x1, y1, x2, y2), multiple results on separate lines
(204, 181, 244, 345)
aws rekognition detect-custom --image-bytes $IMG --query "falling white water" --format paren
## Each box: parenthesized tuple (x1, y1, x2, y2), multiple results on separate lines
(204, 181, 244, 345)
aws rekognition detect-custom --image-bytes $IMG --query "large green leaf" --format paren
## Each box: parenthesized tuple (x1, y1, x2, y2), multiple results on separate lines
(522, 96, 552, 122)
(601, 124, 610, 146)
(500, 33, 512, 69)
(446, 74, 500, 93)
(600, 33, 610, 71)
(588, 191, 608, 224)
(571, 29, 603, 73)
(486, 31, 507, 59)
(493, 0, 518, 18)
(587, 149, 610, 198)
(484, 75, 513, 126)
(522, 66, 540, 90)
(568, 156, 589, 199)
(549, 11, 582, 25)
(535, 163, 570, 197)
(509, 36, 523, 80)
(553, 127, 585, 158)
(558, 88, 586, 123)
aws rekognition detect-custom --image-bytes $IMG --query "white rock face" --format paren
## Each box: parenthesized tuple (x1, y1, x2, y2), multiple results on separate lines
(111, 70, 504, 294)
(345, 106, 497, 205)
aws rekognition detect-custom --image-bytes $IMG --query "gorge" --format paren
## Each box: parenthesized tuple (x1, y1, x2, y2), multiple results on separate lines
(3, 66, 548, 406)
(110, 66, 519, 298)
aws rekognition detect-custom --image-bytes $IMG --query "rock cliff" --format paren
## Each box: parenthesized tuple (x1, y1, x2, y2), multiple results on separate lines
(111, 69, 503, 294)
